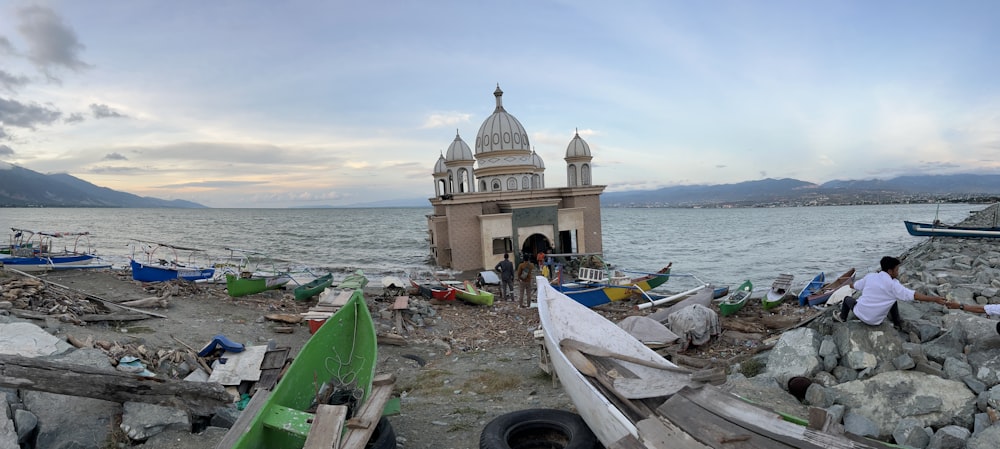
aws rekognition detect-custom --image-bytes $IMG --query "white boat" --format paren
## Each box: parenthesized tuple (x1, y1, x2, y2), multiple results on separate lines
(0, 228, 108, 272)
(763, 273, 794, 310)
(536, 276, 898, 448)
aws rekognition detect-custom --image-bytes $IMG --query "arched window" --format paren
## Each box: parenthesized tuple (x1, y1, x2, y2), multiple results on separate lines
(531, 175, 540, 189)
(479, 180, 487, 191)
(567, 165, 577, 187)
(507, 177, 517, 190)
(522, 176, 529, 189)
(492, 180, 501, 191)
(582, 164, 591, 186)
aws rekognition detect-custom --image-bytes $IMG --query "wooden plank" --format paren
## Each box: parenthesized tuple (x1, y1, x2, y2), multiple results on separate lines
(214, 389, 271, 449)
(303, 404, 348, 449)
(339, 373, 396, 449)
(330, 291, 353, 307)
(208, 345, 268, 385)
(659, 392, 794, 448)
(392, 296, 409, 310)
(634, 417, 711, 449)
(613, 373, 692, 399)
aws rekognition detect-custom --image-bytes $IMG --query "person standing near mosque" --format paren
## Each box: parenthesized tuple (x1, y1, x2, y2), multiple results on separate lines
(515, 254, 535, 307)
(494, 253, 515, 301)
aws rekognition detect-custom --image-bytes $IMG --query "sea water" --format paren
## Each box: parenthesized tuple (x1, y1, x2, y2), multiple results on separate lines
(0, 203, 977, 293)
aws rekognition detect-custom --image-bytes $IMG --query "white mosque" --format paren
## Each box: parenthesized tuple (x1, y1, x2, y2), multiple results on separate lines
(426, 85, 606, 271)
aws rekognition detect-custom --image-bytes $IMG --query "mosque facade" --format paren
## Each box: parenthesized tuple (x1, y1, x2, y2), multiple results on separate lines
(426, 85, 606, 271)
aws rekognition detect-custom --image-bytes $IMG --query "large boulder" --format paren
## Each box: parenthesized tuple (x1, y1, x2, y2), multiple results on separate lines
(764, 327, 822, 386)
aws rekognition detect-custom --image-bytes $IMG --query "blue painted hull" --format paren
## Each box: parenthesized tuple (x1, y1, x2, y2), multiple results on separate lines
(0, 253, 98, 271)
(130, 260, 215, 282)
(797, 272, 825, 306)
(904, 221, 1000, 238)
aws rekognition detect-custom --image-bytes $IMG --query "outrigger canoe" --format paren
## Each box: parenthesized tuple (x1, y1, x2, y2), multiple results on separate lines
(455, 280, 494, 306)
(293, 273, 334, 301)
(225, 273, 292, 298)
(556, 264, 672, 308)
(226, 288, 382, 449)
(719, 279, 752, 316)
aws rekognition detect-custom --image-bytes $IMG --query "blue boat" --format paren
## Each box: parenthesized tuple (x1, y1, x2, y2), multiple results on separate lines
(904, 220, 1000, 238)
(129, 240, 215, 282)
(0, 228, 107, 272)
(797, 272, 825, 306)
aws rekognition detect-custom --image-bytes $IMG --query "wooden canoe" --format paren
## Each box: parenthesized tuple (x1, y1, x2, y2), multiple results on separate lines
(455, 280, 494, 306)
(806, 268, 855, 306)
(293, 273, 334, 301)
(227, 288, 378, 449)
(719, 280, 753, 316)
(797, 272, 826, 306)
(763, 273, 794, 310)
(556, 264, 672, 307)
(536, 276, 899, 449)
(410, 279, 456, 301)
(225, 273, 292, 298)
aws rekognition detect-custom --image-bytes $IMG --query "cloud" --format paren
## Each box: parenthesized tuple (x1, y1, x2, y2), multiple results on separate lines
(0, 70, 30, 92)
(90, 103, 126, 119)
(422, 112, 472, 129)
(87, 165, 141, 174)
(0, 127, 7, 140)
(17, 5, 91, 75)
(0, 144, 14, 156)
(159, 180, 268, 189)
(64, 112, 84, 123)
(0, 97, 62, 129)
(103, 152, 127, 161)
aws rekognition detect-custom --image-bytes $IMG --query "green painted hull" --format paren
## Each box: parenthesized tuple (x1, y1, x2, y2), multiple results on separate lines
(231, 289, 377, 449)
(226, 273, 291, 298)
(455, 281, 494, 306)
(719, 280, 753, 316)
(293, 273, 334, 301)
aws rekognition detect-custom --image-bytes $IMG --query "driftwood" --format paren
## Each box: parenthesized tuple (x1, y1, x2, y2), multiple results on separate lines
(0, 354, 230, 415)
(6, 268, 167, 319)
(264, 313, 303, 324)
(79, 313, 151, 322)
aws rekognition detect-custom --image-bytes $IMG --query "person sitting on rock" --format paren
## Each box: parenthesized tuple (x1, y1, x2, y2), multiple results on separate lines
(944, 301, 1000, 335)
(834, 256, 946, 326)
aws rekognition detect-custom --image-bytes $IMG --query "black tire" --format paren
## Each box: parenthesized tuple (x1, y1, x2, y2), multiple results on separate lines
(479, 409, 599, 449)
(366, 416, 397, 449)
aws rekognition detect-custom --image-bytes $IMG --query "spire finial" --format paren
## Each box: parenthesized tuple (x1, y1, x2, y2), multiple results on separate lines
(493, 84, 504, 111)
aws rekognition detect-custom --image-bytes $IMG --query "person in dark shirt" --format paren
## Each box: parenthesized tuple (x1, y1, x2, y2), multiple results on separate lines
(494, 253, 515, 301)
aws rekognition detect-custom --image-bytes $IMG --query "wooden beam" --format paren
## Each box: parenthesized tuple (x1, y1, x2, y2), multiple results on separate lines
(0, 354, 230, 416)
(339, 374, 396, 449)
(304, 404, 348, 449)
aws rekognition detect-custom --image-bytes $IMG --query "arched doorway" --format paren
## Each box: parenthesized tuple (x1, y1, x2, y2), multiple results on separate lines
(520, 233, 551, 264)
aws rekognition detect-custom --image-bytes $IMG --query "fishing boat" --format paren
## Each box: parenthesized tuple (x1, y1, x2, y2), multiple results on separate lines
(719, 280, 752, 316)
(646, 284, 715, 323)
(805, 268, 856, 306)
(0, 228, 107, 272)
(129, 240, 215, 282)
(762, 273, 794, 310)
(455, 280, 494, 306)
(293, 273, 334, 301)
(555, 264, 672, 308)
(339, 270, 369, 291)
(904, 220, 1000, 238)
(535, 277, 897, 449)
(224, 288, 389, 449)
(225, 272, 293, 298)
(409, 279, 456, 301)
(797, 272, 826, 306)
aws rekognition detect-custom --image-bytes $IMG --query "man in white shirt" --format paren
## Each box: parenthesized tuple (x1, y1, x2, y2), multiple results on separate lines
(835, 256, 946, 327)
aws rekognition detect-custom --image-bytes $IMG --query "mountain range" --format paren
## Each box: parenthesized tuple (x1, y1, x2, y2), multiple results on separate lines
(0, 164, 205, 208)
(2, 162, 998, 208)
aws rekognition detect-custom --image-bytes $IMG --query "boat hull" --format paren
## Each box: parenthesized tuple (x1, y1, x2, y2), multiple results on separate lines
(557, 267, 672, 307)
(410, 280, 456, 301)
(0, 254, 98, 272)
(719, 280, 752, 316)
(904, 220, 1000, 238)
(226, 273, 292, 298)
(806, 268, 856, 306)
(762, 274, 794, 310)
(797, 272, 825, 306)
(293, 273, 334, 301)
(130, 260, 215, 282)
(455, 281, 494, 305)
(231, 289, 377, 449)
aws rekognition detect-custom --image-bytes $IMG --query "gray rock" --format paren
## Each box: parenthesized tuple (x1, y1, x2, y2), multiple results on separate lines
(894, 353, 916, 370)
(843, 411, 878, 438)
(0, 322, 73, 357)
(12, 409, 36, 445)
(962, 376, 987, 395)
(966, 424, 1000, 449)
(209, 406, 239, 429)
(923, 328, 967, 365)
(121, 402, 190, 441)
(927, 425, 970, 449)
(892, 416, 929, 449)
(0, 395, 16, 449)
(804, 383, 832, 408)
(944, 357, 973, 380)
(972, 412, 991, 435)
(763, 327, 822, 386)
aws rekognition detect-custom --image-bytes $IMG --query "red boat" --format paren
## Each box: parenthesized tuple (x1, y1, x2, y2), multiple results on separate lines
(411, 279, 457, 301)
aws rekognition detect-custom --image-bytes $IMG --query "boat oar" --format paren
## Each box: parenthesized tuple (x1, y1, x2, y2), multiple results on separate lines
(562, 346, 599, 377)
(560, 338, 691, 374)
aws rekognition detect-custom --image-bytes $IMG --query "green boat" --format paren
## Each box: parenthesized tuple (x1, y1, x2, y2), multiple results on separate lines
(225, 273, 292, 298)
(762, 273, 793, 310)
(228, 288, 378, 449)
(719, 280, 752, 316)
(293, 273, 334, 301)
(339, 269, 369, 290)
(455, 280, 495, 306)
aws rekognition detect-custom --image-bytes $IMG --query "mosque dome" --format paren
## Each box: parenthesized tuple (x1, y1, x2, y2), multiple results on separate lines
(433, 154, 447, 174)
(531, 150, 545, 169)
(475, 85, 531, 155)
(445, 131, 474, 161)
(565, 129, 591, 158)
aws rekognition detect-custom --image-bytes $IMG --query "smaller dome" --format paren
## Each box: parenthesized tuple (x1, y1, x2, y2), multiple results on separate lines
(531, 150, 545, 169)
(433, 154, 447, 174)
(565, 129, 591, 158)
(445, 131, 474, 161)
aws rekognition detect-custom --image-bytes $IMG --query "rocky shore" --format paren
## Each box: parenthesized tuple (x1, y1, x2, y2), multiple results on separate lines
(1, 203, 999, 449)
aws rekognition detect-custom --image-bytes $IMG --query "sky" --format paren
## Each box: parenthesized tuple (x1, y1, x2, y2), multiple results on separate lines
(1, 1, 999, 208)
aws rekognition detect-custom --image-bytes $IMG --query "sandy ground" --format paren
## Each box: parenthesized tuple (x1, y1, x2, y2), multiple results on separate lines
(9, 269, 575, 449)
